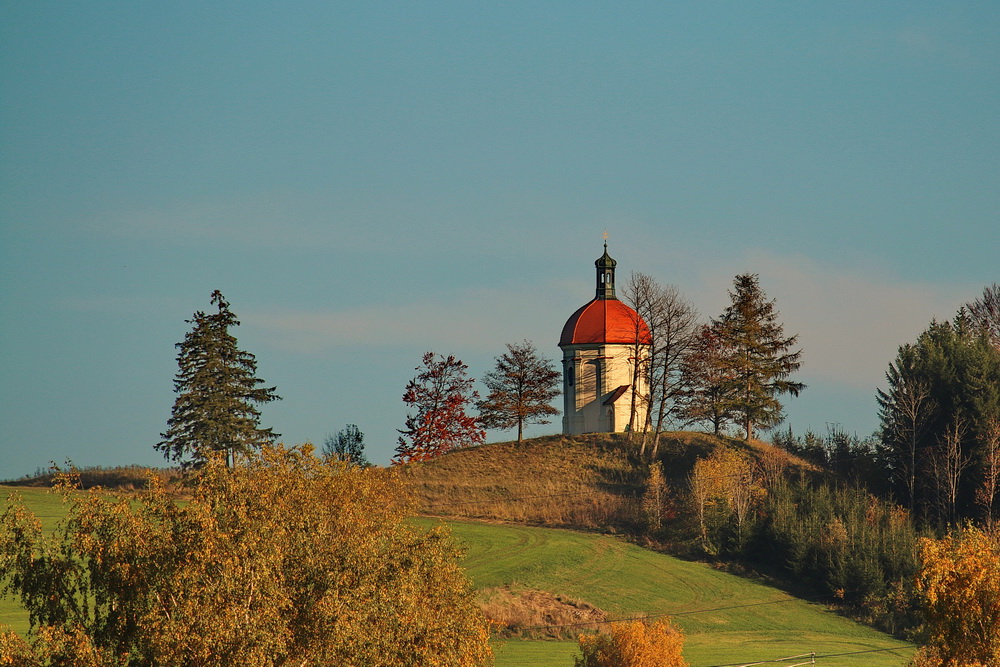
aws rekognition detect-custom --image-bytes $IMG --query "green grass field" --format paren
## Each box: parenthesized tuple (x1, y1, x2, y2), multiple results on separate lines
(421, 518, 915, 667)
(1, 486, 70, 634)
(1, 486, 69, 535)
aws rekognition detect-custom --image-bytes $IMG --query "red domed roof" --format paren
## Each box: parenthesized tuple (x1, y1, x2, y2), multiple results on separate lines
(559, 298, 652, 347)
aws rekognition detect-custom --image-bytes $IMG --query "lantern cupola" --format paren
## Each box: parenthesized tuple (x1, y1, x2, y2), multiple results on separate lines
(595, 241, 617, 300)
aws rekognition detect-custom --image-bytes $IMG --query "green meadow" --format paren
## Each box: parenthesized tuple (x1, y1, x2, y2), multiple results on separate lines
(424, 519, 915, 667)
(0, 486, 68, 635)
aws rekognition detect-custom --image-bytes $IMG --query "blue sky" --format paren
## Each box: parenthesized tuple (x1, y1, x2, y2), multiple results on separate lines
(2, 2, 997, 476)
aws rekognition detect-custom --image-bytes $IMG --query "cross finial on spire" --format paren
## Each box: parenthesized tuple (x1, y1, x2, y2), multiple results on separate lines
(602, 229, 608, 249)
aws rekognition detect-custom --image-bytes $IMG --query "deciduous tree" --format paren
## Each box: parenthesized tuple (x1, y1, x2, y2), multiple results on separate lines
(622, 273, 699, 457)
(157, 290, 280, 468)
(477, 340, 560, 442)
(976, 417, 1000, 529)
(642, 461, 670, 533)
(966, 282, 1000, 350)
(878, 344, 937, 511)
(931, 416, 972, 528)
(687, 447, 764, 553)
(322, 423, 369, 466)
(575, 618, 687, 667)
(0, 446, 493, 665)
(914, 526, 1000, 666)
(396, 352, 485, 463)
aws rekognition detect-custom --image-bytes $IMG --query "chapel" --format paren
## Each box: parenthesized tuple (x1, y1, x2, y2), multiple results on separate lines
(558, 243, 652, 434)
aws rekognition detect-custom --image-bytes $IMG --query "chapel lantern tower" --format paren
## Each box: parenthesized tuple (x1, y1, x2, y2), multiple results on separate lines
(596, 242, 617, 300)
(558, 242, 651, 435)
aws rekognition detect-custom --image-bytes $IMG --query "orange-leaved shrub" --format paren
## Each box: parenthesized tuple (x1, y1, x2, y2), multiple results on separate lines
(575, 618, 687, 667)
(911, 526, 1000, 666)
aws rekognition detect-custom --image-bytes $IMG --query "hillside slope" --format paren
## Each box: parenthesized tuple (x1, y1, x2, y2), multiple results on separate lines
(423, 518, 914, 666)
(405, 431, 810, 532)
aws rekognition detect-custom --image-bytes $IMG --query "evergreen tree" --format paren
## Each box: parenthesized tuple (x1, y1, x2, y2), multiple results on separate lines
(395, 352, 485, 463)
(157, 291, 281, 468)
(477, 340, 560, 442)
(322, 424, 370, 467)
(877, 315, 1000, 525)
(877, 343, 937, 511)
(714, 274, 804, 442)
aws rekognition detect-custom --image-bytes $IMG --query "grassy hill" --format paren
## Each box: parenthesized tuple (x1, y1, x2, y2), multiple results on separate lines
(405, 431, 811, 535)
(424, 518, 914, 666)
(406, 433, 917, 665)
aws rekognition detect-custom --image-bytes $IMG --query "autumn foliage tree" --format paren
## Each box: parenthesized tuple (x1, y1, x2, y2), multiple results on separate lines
(688, 446, 764, 553)
(913, 526, 1000, 666)
(642, 461, 670, 533)
(0, 445, 493, 665)
(575, 618, 687, 667)
(678, 323, 735, 436)
(477, 340, 560, 442)
(396, 352, 485, 463)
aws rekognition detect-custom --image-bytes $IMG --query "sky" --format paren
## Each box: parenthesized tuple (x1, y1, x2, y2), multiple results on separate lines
(1, 2, 997, 477)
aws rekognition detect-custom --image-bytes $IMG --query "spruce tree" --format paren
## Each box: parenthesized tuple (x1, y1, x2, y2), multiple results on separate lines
(715, 274, 804, 441)
(157, 290, 281, 468)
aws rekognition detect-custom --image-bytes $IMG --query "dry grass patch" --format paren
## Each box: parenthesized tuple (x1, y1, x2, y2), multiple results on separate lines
(479, 587, 606, 639)
(405, 434, 645, 530)
(405, 432, 816, 534)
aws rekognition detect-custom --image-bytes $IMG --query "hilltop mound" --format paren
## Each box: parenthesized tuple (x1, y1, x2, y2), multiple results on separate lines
(404, 431, 811, 533)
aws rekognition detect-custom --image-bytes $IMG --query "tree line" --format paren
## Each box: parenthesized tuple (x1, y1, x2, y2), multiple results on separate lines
(150, 272, 808, 471)
(875, 283, 1000, 529)
(8, 280, 997, 664)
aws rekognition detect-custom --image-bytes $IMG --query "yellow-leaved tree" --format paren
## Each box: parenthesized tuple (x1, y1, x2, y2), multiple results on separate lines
(688, 446, 764, 552)
(912, 526, 1000, 666)
(575, 618, 687, 667)
(0, 445, 492, 666)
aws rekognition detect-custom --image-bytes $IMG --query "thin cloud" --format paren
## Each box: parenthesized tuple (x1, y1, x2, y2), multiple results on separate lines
(244, 245, 976, 397)
(248, 285, 572, 355)
(739, 250, 972, 389)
